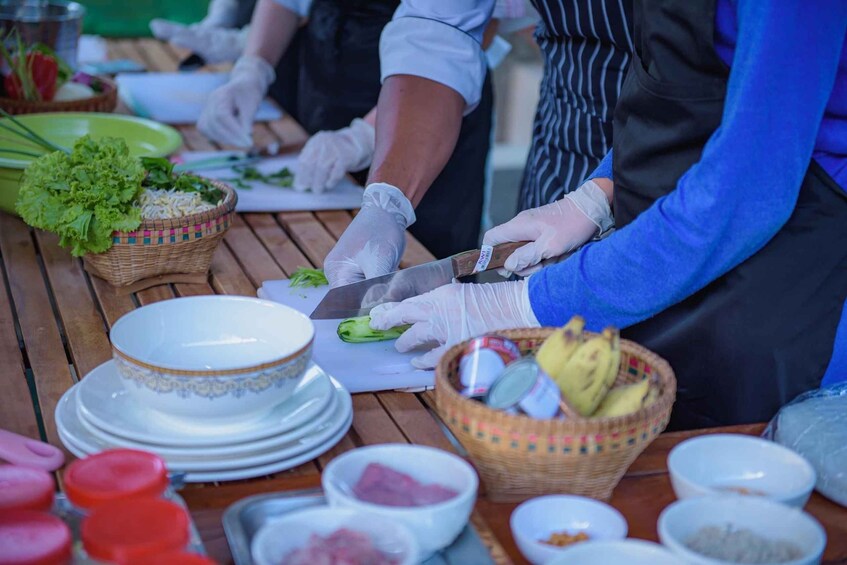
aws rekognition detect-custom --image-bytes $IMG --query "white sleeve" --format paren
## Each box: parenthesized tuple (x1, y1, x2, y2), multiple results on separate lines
(380, 0, 495, 112)
(271, 0, 312, 17)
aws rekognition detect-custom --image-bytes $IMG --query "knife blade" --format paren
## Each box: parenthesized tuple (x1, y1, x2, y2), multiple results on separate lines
(309, 242, 528, 320)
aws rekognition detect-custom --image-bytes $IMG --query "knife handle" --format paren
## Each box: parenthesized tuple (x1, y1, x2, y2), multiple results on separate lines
(451, 241, 530, 278)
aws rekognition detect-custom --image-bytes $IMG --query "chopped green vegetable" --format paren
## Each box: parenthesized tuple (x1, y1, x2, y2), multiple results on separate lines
(289, 267, 328, 288)
(141, 156, 223, 204)
(225, 165, 293, 190)
(16, 136, 145, 256)
(337, 316, 410, 343)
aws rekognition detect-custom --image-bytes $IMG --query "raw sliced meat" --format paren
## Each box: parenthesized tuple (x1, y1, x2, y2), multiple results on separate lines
(280, 528, 398, 565)
(352, 463, 459, 507)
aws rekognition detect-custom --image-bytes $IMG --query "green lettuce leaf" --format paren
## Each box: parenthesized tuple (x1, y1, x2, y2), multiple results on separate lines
(16, 136, 145, 256)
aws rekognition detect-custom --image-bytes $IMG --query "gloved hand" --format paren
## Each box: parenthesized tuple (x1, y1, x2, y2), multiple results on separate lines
(324, 183, 416, 288)
(483, 179, 614, 276)
(197, 55, 275, 147)
(370, 280, 539, 369)
(149, 20, 247, 64)
(294, 118, 375, 193)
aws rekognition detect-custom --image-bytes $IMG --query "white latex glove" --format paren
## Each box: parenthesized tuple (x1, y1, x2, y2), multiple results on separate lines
(149, 20, 247, 64)
(483, 179, 614, 277)
(324, 183, 415, 288)
(294, 118, 375, 193)
(197, 55, 275, 148)
(370, 280, 539, 369)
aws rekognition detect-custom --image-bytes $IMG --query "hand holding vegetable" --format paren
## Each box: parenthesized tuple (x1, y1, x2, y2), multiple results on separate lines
(295, 118, 375, 193)
(369, 280, 539, 369)
(483, 180, 614, 276)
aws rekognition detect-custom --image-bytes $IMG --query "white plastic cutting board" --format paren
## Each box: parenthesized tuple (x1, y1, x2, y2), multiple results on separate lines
(258, 280, 434, 393)
(180, 152, 363, 212)
(115, 72, 282, 124)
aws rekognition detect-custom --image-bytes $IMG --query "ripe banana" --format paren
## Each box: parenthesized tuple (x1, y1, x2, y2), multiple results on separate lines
(593, 377, 653, 418)
(554, 331, 614, 417)
(603, 327, 622, 390)
(535, 315, 585, 377)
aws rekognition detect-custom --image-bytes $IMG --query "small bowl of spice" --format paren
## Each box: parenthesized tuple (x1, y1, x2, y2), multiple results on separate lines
(658, 496, 826, 565)
(668, 434, 816, 508)
(510, 495, 628, 565)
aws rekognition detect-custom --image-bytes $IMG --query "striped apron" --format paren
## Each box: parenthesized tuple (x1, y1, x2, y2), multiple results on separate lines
(520, 0, 633, 210)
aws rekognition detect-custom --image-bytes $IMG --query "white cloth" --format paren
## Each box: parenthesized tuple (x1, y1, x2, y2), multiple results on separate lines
(324, 183, 416, 288)
(482, 180, 613, 276)
(294, 118, 375, 193)
(380, 1, 494, 112)
(197, 55, 276, 147)
(370, 280, 539, 369)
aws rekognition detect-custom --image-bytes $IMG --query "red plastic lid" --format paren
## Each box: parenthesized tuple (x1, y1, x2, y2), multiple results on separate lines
(0, 511, 72, 565)
(63, 449, 168, 510)
(125, 551, 217, 565)
(0, 465, 55, 512)
(82, 498, 190, 564)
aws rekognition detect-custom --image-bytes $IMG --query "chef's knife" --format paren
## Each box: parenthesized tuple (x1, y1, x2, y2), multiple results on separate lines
(310, 242, 528, 320)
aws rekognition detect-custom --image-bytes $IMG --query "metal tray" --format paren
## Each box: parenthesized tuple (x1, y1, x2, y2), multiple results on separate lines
(223, 488, 494, 565)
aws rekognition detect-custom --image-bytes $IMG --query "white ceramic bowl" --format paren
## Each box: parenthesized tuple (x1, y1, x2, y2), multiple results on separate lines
(510, 495, 628, 565)
(668, 433, 816, 508)
(321, 444, 478, 559)
(548, 540, 686, 564)
(250, 506, 419, 565)
(658, 496, 826, 565)
(109, 296, 314, 424)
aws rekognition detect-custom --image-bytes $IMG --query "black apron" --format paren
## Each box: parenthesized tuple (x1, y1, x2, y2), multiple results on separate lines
(612, 0, 847, 430)
(236, 0, 493, 258)
(519, 0, 632, 211)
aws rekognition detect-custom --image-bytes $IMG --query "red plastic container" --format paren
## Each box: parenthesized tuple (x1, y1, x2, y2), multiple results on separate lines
(81, 498, 190, 564)
(0, 465, 55, 512)
(63, 449, 168, 510)
(0, 510, 72, 565)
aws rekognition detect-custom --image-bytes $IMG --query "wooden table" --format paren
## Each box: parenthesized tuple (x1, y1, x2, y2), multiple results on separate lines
(1, 38, 845, 564)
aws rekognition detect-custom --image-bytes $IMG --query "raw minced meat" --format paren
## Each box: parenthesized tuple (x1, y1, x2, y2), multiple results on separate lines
(280, 528, 398, 565)
(353, 463, 458, 507)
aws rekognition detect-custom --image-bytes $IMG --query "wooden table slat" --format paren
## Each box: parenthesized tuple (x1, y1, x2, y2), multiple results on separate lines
(223, 216, 287, 288)
(209, 244, 258, 297)
(242, 213, 314, 275)
(276, 212, 338, 269)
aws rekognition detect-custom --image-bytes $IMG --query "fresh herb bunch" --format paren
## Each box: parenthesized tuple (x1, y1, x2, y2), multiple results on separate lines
(289, 267, 328, 288)
(225, 165, 293, 190)
(16, 136, 145, 256)
(141, 157, 223, 204)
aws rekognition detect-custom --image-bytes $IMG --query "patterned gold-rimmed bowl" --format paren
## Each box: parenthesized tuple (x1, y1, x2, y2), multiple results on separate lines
(109, 296, 315, 426)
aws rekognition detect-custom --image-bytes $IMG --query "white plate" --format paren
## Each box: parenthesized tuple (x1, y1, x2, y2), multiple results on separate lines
(60, 411, 353, 483)
(77, 360, 334, 446)
(58, 382, 351, 472)
(78, 390, 338, 459)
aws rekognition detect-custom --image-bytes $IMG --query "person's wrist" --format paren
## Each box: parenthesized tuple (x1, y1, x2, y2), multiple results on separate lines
(518, 279, 540, 327)
(344, 118, 376, 170)
(566, 180, 614, 234)
(232, 55, 275, 91)
(362, 183, 416, 228)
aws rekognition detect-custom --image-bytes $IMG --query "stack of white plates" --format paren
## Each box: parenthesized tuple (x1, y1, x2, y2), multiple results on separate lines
(56, 360, 352, 482)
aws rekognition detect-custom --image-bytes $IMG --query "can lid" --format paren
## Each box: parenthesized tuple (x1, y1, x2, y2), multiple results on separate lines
(64, 449, 168, 509)
(0, 510, 72, 565)
(485, 357, 542, 409)
(0, 464, 55, 512)
(82, 497, 190, 563)
(125, 551, 217, 565)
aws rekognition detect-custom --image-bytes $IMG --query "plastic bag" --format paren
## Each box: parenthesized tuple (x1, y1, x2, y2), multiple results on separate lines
(763, 382, 847, 508)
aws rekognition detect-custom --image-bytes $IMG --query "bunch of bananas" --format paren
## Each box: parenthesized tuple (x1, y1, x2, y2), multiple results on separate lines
(535, 316, 657, 418)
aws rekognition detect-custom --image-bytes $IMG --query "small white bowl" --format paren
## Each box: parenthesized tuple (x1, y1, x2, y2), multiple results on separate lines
(321, 444, 478, 559)
(510, 495, 628, 565)
(110, 296, 314, 423)
(668, 434, 816, 508)
(549, 540, 686, 564)
(250, 506, 419, 565)
(658, 496, 826, 565)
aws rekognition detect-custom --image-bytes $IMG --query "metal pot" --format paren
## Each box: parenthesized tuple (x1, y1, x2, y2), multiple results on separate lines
(0, 1, 85, 68)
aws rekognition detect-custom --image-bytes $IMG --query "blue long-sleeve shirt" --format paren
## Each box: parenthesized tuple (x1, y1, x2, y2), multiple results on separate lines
(529, 0, 847, 386)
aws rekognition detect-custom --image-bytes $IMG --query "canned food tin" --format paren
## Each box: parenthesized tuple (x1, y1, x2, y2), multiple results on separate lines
(458, 335, 521, 398)
(485, 358, 562, 419)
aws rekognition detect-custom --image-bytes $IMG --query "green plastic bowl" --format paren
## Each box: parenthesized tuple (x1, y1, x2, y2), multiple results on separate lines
(0, 112, 183, 215)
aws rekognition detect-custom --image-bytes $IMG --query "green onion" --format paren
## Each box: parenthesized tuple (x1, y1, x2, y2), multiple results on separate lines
(289, 267, 328, 288)
(0, 107, 69, 154)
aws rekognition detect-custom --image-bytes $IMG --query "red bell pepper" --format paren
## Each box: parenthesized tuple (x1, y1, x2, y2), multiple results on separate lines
(3, 51, 59, 101)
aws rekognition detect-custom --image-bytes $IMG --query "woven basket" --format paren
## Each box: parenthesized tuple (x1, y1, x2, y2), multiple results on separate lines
(0, 76, 118, 115)
(83, 181, 237, 291)
(435, 328, 676, 502)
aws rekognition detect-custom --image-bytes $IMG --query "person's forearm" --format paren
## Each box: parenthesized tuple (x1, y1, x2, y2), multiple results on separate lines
(363, 107, 377, 128)
(368, 75, 464, 207)
(244, 0, 301, 66)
